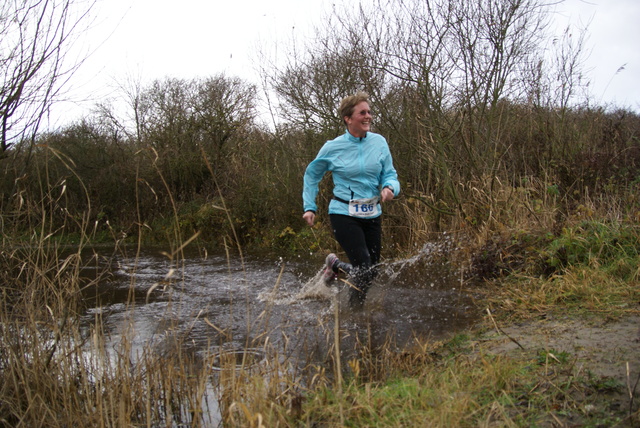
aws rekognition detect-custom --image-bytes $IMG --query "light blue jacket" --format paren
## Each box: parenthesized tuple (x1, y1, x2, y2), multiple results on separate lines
(303, 131, 400, 217)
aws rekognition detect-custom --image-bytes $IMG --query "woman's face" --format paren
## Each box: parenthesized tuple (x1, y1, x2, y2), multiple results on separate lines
(345, 101, 371, 138)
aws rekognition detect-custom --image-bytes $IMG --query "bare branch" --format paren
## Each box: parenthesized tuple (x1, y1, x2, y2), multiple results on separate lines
(0, 0, 96, 158)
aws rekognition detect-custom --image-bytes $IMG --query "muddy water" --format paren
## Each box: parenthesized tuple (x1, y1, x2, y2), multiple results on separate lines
(79, 239, 481, 365)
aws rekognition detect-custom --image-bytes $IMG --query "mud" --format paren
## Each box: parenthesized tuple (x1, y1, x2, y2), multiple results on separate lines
(483, 315, 640, 380)
(478, 314, 640, 424)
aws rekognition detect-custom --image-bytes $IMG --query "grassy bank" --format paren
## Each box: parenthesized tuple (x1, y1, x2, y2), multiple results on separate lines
(3, 215, 637, 427)
(1, 150, 640, 426)
(227, 217, 639, 427)
(2, 139, 639, 426)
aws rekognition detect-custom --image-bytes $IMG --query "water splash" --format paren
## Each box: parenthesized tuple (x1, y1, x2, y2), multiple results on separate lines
(257, 267, 336, 306)
(295, 268, 336, 300)
(382, 235, 460, 287)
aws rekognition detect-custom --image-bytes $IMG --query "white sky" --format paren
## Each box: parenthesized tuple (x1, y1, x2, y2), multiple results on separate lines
(55, 0, 640, 128)
(554, 0, 639, 108)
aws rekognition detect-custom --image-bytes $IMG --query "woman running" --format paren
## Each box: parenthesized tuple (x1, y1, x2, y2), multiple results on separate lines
(302, 91, 400, 308)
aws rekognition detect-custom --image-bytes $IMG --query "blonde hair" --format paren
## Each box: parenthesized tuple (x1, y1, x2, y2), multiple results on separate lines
(339, 91, 370, 125)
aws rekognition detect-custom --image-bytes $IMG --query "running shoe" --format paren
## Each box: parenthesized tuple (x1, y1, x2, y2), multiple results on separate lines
(322, 253, 339, 284)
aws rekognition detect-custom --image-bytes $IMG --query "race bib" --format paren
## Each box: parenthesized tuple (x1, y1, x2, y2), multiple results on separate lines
(348, 197, 379, 217)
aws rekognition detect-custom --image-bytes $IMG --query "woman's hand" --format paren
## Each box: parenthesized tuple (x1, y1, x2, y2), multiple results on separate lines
(303, 211, 315, 227)
(381, 187, 394, 202)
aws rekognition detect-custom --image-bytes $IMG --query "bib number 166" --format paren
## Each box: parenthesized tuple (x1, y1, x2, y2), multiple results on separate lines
(348, 197, 379, 217)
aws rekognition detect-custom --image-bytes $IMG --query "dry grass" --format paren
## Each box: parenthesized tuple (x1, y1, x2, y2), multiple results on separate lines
(1, 220, 638, 427)
(2, 136, 639, 426)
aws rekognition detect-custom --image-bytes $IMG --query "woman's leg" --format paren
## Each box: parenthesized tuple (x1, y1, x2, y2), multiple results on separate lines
(330, 215, 382, 307)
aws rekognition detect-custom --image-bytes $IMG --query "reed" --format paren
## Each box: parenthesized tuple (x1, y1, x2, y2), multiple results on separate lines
(2, 93, 639, 427)
(2, 190, 638, 427)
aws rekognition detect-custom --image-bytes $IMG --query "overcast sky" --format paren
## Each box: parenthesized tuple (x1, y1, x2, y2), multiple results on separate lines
(56, 0, 639, 127)
(556, 0, 639, 108)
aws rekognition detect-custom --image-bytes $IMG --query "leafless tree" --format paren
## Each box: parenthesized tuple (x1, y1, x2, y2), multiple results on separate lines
(263, 6, 389, 138)
(0, 0, 95, 159)
(265, 0, 593, 221)
(123, 76, 257, 199)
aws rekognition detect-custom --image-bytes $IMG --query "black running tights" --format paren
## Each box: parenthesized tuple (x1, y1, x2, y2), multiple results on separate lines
(329, 214, 382, 306)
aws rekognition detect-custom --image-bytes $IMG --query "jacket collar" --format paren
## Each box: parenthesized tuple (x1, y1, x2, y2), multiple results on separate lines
(346, 130, 368, 142)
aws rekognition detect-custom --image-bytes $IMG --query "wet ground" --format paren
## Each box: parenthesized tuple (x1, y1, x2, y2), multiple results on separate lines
(79, 240, 482, 366)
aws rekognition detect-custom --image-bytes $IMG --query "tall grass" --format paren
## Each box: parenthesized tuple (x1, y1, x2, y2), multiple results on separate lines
(1, 173, 638, 426)
(1, 79, 639, 426)
(0, 143, 329, 426)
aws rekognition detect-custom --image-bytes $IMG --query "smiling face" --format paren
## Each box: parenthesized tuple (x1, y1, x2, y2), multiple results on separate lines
(345, 101, 372, 138)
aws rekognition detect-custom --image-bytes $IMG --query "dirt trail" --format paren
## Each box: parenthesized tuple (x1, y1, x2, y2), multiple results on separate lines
(477, 314, 640, 424)
(482, 315, 640, 382)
